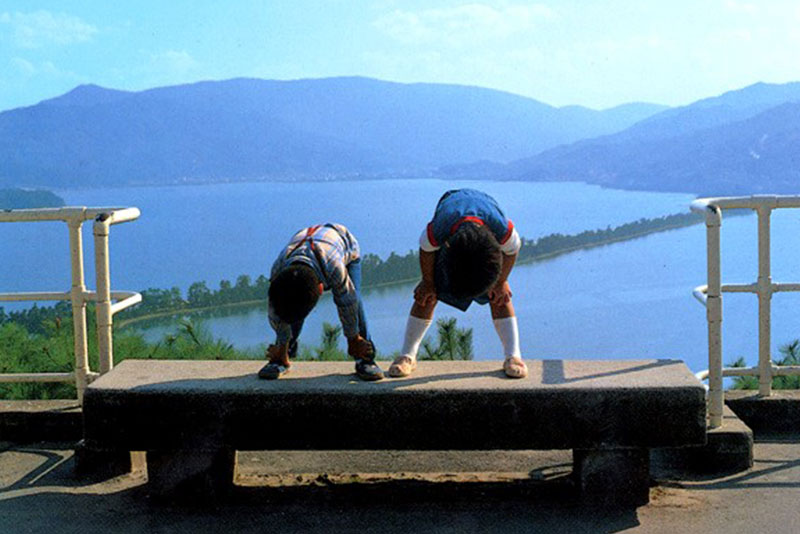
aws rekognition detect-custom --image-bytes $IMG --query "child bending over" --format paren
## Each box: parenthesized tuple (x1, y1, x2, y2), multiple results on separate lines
(389, 189, 527, 379)
(260, 223, 383, 381)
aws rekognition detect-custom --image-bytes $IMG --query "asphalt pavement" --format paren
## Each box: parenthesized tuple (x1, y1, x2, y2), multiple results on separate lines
(3, 441, 800, 533)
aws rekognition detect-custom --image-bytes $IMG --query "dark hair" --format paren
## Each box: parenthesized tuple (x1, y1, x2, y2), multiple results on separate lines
(269, 264, 320, 323)
(443, 223, 502, 299)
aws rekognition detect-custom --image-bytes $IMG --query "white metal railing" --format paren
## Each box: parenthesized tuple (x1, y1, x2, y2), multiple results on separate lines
(0, 206, 141, 403)
(692, 195, 800, 428)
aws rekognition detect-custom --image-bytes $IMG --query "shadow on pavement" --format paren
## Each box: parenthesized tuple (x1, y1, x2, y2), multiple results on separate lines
(0, 445, 642, 534)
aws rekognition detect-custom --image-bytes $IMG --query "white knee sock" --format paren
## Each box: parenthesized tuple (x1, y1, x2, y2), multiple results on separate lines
(401, 316, 432, 359)
(493, 316, 521, 359)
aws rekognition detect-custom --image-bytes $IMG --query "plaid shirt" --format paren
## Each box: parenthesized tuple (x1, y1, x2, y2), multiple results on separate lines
(269, 223, 361, 343)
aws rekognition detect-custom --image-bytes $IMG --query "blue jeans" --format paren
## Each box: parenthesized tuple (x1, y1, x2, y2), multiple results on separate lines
(288, 258, 370, 356)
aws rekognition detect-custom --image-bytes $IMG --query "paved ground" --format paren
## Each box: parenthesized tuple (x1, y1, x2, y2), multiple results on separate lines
(2, 440, 800, 533)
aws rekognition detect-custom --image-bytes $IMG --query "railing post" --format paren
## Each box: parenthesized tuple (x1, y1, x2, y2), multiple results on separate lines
(68, 218, 90, 403)
(692, 195, 800, 425)
(756, 204, 774, 396)
(704, 205, 724, 429)
(1, 206, 140, 402)
(93, 214, 114, 375)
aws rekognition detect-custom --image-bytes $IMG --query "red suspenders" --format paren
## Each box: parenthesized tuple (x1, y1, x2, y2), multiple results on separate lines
(288, 224, 321, 256)
(287, 225, 330, 289)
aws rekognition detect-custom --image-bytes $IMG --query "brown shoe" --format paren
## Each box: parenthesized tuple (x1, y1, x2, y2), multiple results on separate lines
(388, 355, 417, 378)
(503, 357, 528, 379)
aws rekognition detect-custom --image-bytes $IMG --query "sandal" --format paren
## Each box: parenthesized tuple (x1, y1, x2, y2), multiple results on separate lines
(388, 355, 417, 378)
(503, 357, 528, 379)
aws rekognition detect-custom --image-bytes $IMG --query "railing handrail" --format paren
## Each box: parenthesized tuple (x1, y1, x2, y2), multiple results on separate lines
(0, 205, 141, 403)
(0, 290, 140, 303)
(693, 194, 800, 428)
(692, 195, 800, 212)
(0, 206, 140, 223)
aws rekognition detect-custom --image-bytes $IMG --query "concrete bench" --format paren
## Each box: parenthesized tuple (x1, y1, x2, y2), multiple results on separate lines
(80, 359, 706, 505)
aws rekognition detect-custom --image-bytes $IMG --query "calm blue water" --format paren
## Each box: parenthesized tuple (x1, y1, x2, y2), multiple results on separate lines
(6, 179, 800, 374)
(0, 179, 693, 294)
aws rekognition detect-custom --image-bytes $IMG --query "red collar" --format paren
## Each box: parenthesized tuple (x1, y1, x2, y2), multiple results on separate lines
(450, 216, 484, 234)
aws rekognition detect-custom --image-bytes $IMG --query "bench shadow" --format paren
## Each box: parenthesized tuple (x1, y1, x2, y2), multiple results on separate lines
(659, 454, 800, 490)
(0, 446, 642, 534)
(1, 448, 71, 491)
(0, 444, 130, 491)
(382, 358, 681, 388)
(377, 368, 508, 388)
(541, 359, 678, 385)
(0, 484, 642, 534)
(127, 368, 508, 393)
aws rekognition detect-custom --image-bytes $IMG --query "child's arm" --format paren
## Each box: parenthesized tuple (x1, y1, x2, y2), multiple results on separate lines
(489, 252, 517, 306)
(331, 279, 360, 339)
(327, 264, 370, 358)
(490, 223, 521, 305)
(499, 251, 516, 283)
(333, 288, 373, 360)
(332, 287, 373, 360)
(330, 279, 373, 359)
(414, 248, 437, 305)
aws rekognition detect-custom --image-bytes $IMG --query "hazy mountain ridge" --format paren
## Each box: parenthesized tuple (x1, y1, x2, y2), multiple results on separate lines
(0, 77, 665, 188)
(509, 81, 800, 194)
(39, 84, 134, 108)
(5, 76, 796, 194)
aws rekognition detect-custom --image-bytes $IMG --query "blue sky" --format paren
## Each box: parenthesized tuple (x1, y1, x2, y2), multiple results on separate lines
(1, 0, 799, 112)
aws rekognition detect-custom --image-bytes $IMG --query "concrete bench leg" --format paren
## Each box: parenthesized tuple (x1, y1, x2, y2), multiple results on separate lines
(74, 440, 146, 479)
(146, 448, 236, 499)
(573, 448, 650, 506)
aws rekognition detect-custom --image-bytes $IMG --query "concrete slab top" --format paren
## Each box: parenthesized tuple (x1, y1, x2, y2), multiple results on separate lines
(83, 360, 707, 451)
(88, 359, 703, 395)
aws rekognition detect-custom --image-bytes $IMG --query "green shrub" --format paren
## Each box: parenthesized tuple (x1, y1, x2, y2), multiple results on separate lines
(729, 340, 800, 390)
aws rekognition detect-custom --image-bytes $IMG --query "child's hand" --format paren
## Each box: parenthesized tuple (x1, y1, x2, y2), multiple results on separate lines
(414, 280, 437, 306)
(489, 280, 512, 306)
(347, 335, 375, 360)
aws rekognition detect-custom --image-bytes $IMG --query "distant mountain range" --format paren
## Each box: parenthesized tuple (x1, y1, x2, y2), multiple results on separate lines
(0, 77, 665, 188)
(503, 82, 800, 194)
(2, 76, 798, 194)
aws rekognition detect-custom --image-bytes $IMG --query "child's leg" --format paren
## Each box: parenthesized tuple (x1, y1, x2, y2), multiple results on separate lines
(490, 299, 527, 378)
(261, 336, 296, 379)
(289, 320, 304, 359)
(491, 300, 518, 356)
(347, 259, 383, 380)
(389, 300, 435, 377)
(403, 300, 436, 355)
(346, 259, 371, 341)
